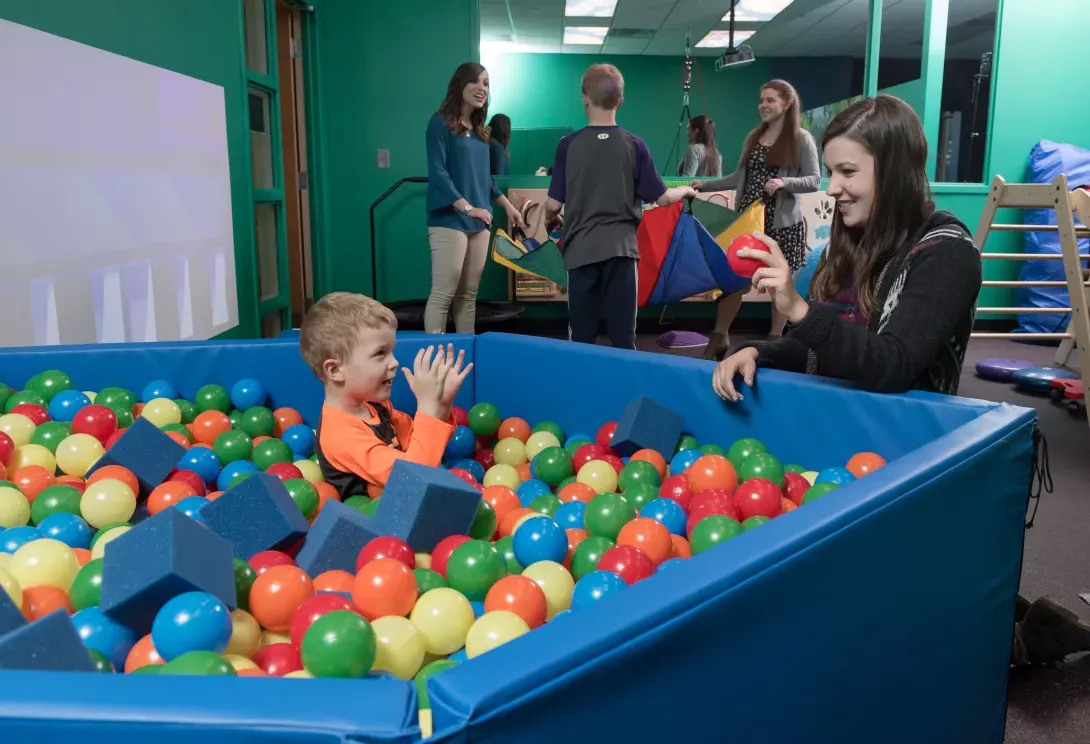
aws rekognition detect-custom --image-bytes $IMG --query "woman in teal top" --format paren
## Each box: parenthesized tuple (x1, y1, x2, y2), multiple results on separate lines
(425, 63, 524, 334)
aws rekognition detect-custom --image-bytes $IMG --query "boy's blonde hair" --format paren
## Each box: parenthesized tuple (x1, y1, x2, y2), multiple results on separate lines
(299, 292, 397, 381)
(582, 64, 624, 110)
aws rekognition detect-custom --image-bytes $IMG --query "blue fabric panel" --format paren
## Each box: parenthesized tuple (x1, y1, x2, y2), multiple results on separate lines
(0, 673, 420, 743)
(647, 211, 718, 305)
(697, 217, 750, 297)
(0, 334, 475, 427)
(471, 333, 994, 470)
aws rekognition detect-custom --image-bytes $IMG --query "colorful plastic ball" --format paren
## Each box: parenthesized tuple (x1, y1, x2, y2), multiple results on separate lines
(570, 569, 627, 610)
(293, 458, 323, 484)
(467, 402, 501, 437)
(237, 406, 275, 439)
(71, 606, 138, 670)
(79, 477, 138, 529)
(300, 609, 376, 678)
(444, 426, 477, 462)
(576, 460, 618, 494)
(674, 434, 700, 453)
(415, 659, 459, 710)
(616, 517, 673, 566)
(429, 535, 473, 578)
(71, 405, 118, 444)
(230, 379, 267, 410)
(512, 515, 568, 568)
(640, 497, 687, 537)
(802, 482, 840, 504)
(846, 451, 886, 477)
(532, 420, 565, 444)
(532, 446, 573, 487)
(216, 460, 258, 491)
(554, 500, 587, 531)
(482, 463, 520, 490)
(284, 478, 319, 520)
(445, 540, 507, 601)
(727, 437, 767, 470)
(465, 610, 530, 658)
(38, 512, 93, 549)
(688, 454, 739, 493)
(194, 384, 231, 414)
(519, 560, 574, 619)
(743, 516, 771, 531)
(249, 564, 315, 632)
(213, 429, 253, 466)
(47, 390, 91, 423)
(174, 496, 210, 521)
(0, 430, 14, 466)
(163, 650, 236, 676)
(570, 535, 615, 582)
(54, 433, 105, 477)
(356, 536, 415, 571)
(7, 536, 80, 592)
(734, 478, 784, 521)
(12, 403, 49, 426)
(515, 479, 551, 507)
(139, 380, 175, 404)
(11, 443, 56, 475)
(618, 459, 662, 492)
(782, 472, 810, 506)
(370, 615, 427, 679)
(738, 452, 785, 488)
(0, 567, 22, 608)
(657, 557, 687, 571)
(26, 369, 73, 403)
(689, 515, 743, 555)
(524, 431, 561, 461)
(0, 484, 30, 529)
(410, 587, 476, 655)
(815, 466, 857, 488)
(492, 438, 527, 468)
(272, 424, 313, 460)
(253, 642, 302, 676)
(152, 591, 233, 661)
(583, 492, 635, 541)
(29, 484, 80, 526)
(352, 557, 418, 621)
(469, 500, 497, 540)
(597, 544, 655, 584)
(669, 448, 702, 476)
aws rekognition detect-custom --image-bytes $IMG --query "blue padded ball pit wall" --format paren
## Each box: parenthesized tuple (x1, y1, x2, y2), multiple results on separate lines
(0, 332, 1036, 744)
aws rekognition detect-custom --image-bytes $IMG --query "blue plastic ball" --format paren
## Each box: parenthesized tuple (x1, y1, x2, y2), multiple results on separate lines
(0, 525, 42, 554)
(48, 390, 92, 423)
(151, 591, 233, 662)
(230, 378, 267, 410)
(281, 424, 316, 459)
(38, 512, 93, 549)
(175, 496, 210, 522)
(444, 426, 477, 461)
(177, 447, 222, 486)
(656, 558, 687, 572)
(72, 607, 138, 670)
(141, 380, 177, 404)
(815, 466, 856, 488)
(216, 460, 258, 491)
(570, 570, 627, 611)
(640, 498, 688, 536)
(669, 448, 702, 476)
(448, 648, 468, 662)
(565, 433, 593, 447)
(516, 479, 552, 507)
(554, 500, 587, 531)
(470, 600, 486, 619)
(512, 515, 568, 567)
(452, 458, 485, 483)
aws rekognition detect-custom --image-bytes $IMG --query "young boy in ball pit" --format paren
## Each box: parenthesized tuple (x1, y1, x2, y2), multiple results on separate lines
(712, 94, 1090, 665)
(299, 292, 472, 500)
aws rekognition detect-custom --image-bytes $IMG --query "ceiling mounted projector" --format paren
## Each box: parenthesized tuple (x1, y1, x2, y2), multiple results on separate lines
(715, 45, 756, 70)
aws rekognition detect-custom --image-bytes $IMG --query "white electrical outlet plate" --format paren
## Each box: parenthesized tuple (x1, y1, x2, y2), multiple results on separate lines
(377, 149, 390, 169)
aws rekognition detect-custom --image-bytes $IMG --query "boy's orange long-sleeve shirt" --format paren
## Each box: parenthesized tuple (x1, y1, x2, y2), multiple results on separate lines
(315, 401, 455, 499)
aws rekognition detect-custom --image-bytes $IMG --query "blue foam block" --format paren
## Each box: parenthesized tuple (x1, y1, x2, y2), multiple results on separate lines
(0, 610, 97, 672)
(99, 508, 236, 634)
(294, 500, 384, 576)
(373, 460, 482, 552)
(610, 396, 684, 458)
(85, 416, 186, 496)
(200, 472, 310, 559)
(0, 588, 27, 636)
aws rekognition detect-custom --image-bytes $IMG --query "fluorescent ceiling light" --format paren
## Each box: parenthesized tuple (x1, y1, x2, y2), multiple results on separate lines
(696, 29, 755, 48)
(566, 0, 618, 17)
(564, 26, 608, 45)
(724, 0, 794, 22)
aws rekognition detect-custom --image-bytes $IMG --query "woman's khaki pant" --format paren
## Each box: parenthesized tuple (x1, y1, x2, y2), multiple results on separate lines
(424, 226, 490, 334)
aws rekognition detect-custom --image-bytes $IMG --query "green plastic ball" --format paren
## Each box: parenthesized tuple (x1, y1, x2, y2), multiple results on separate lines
(228, 410, 244, 429)
(784, 464, 807, 475)
(162, 423, 194, 443)
(285, 478, 320, 520)
(583, 492, 636, 541)
(674, 435, 700, 454)
(5, 389, 46, 414)
(493, 535, 522, 575)
(227, 472, 255, 490)
(699, 444, 727, 457)
(415, 659, 459, 709)
(361, 499, 379, 517)
(88, 648, 114, 673)
(529, 493, 561, 518)
(689, 515, 742, 555)
(532, 420, 566, 444)
(30, 484, 81, 526)
(739, 452, 785, 488)
(556, 476, 578, 492)
(195, 384, 231, 414)
(533, 446, 573, 486)
(620, 482, 658, 511)
(213, 429, 253, 465)
(97, 387, 136, 412)
(0, 383, 12, 411)
(467, 402, 501, 437)
(742, 516, 771, 531)
(469, 499, 497, 540)
(618, 460, 661, 492)
(444, 540, 507, 601)
(234, 558, 257, 612)
(163, 651, 236, 676)
(27, 369, 73, 403)
(414, 568, 448, 595)
(90, 522, 131, 550)
(69, 558, 104, 611)
(564, 438, 592, 457)
(29, 421, 73, 454)
(301, 610, 376, 678)
(253, 438, 294, 470)
(727, 438, 767, 470)
(570, 535, 614, 581)
(110, 405, 135, 429)
(344, 495, 372, 513)
(130, 664, 163, 674)
(239, 406, 275, 438)
(173, 399, 198, 425)
(802, 482, 840, 504)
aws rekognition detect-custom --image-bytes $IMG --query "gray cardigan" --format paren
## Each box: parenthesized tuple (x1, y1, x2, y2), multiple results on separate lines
(700, 129, 820, 230)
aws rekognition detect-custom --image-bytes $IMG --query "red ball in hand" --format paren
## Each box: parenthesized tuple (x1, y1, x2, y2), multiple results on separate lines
(727, 234, 771, 279)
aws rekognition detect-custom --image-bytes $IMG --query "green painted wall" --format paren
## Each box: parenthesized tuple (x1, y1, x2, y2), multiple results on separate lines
(879, 79, 923, 116)
(0, 0, 260, 338)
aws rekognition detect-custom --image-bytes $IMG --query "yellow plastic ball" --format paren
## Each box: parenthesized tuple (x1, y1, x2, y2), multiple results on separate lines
(292, 459, 323, 484)
(483, 464, 520, 490)
(84, 391, 97, 403)
(801, 471, 819, 485)
(525, 431, 561, 460)
(0, 485, 31, 529)
(465, 610, 530, 659)
(521, 560, 576, 620)
(0, 413, 36, 448)
(11, 443, 56, 473)
(415, 552, 432, 570)
(513, 512, 539, 533)
(225, 609, 263, 659)
(577, 460, 619, 494)
(224, 653, 259, 672)
(8, 538, 80, 593)
(409, 587, 475, 656)
(370, 615, 427, 680)
(80, 479, 137, 529)
(140, 398, 182, 428)
(261, 630, 291, 648)
(90, 525, 131, 560)
(0, 567, 22, 609)
(492, 438, 527, 467)
(284, 669, 314, 679)
(55, 433, 105, 477)
(0, 553, 12, 572)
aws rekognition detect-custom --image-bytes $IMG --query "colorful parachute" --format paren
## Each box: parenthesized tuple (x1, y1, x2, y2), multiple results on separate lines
(491, 229, 568, 288)
(637, 198, 766, 306)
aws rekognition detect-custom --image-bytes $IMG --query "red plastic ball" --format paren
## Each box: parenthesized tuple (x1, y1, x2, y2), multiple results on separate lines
(12, 403, 50, 426)
(253, 643, 303, 677)
(727, 233, 771, 278)
(0, 431, 14, 467)
(356, 536, 415, 572)
(266, 462, 305, 482)
(248, 549, 297, 576)
(168, 469, 207, 497)
(289, 591, 362, 648)
(687, 489, 741, 535)
(600, 454, 624, 475)
(104, 429, 126, 450)
(449, 468, 478, 486)
(451, 406, 468, 427)
(572, 443, 608, 473)
(659, 474, 694, 510)
(430, 534, 472, 578)
(735, 478, 784, 520)
(474, 448, 495, 470)
(782, 472, 810, 506)
(595, 422, 618, 449)
(71, 404, 118, 443)
(597, 545, 655, 584)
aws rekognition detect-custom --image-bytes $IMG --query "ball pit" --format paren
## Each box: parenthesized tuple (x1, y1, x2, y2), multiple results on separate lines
(0, 333, 1036, 744)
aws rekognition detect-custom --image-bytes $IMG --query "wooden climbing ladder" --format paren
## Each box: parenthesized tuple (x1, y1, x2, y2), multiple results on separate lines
(972, 174, 1090, 426)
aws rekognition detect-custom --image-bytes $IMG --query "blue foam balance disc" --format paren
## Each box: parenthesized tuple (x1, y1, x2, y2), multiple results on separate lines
(1010, 366, 1079, 392)
(975, 358, 1035, 382)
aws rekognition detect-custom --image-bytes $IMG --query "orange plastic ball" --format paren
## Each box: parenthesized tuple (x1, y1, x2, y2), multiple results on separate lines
(206, 490, 225, 502)
(351, 557, 417, 621)
(147, 481, 197, 517)
(846, 452, 887, 478)
(192, 411, 232, 447)
(314, 482, 340, 512)
(237, 667, 269, 677)
(72, 548, 92, 566)
(781, 498, 798, 513)
(273, 408, 304, 437)
(482, 485, 520, 526)
(313, 569, 355, 594)
(629, 449, 668, 480)
(498, 507, 534, 538)
(86, 465, 140, 498)
(564, 527, 588, 569)
(670, 534, 691, 559)
(249, 565, 315, 632)
(516, 462, 532, 482)
(558, 481, 596, 504)
(484, 575, 548, 629)
(55, 475, 86, 493)
(124, 634, 165, 673)
(687, 454, 738, 493)
(11, 465, 56, 503)
(164, 431, 191, 449)
(496, 417, 532, 443)
(617, 517, 673, 566)
(21, 585, 73, 621)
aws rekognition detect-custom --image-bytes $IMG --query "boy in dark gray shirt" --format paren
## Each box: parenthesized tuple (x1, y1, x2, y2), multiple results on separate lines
(545, 64, 695, 350)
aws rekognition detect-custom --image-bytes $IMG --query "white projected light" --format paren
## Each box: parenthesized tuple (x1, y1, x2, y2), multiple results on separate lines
(0, 20, 238, 347)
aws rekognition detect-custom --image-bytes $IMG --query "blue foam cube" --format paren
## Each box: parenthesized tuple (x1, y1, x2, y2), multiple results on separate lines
(99, 507, 236, 634)
(611, 397, 684, 459)
(85, 416, 186, 496)
(294, 500, 384, 576)
(0, 609, 98, 672)
(0, 587, 27, 636)
(200, 472, 310, 560)
(373, 460, 482, 552)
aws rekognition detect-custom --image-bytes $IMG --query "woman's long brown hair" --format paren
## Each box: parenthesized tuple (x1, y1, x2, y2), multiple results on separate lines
(809, 95, 933, 320)
(439, 62, 490, 140)
(689, 114, 720, 177)
(740, 79, 801, 169)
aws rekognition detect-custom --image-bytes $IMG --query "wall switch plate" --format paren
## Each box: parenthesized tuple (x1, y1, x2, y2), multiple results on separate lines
(377, 149, 390, 169)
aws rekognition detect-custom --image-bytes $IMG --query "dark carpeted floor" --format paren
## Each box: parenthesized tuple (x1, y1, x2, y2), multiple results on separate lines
(573, 329, 1090, 743)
